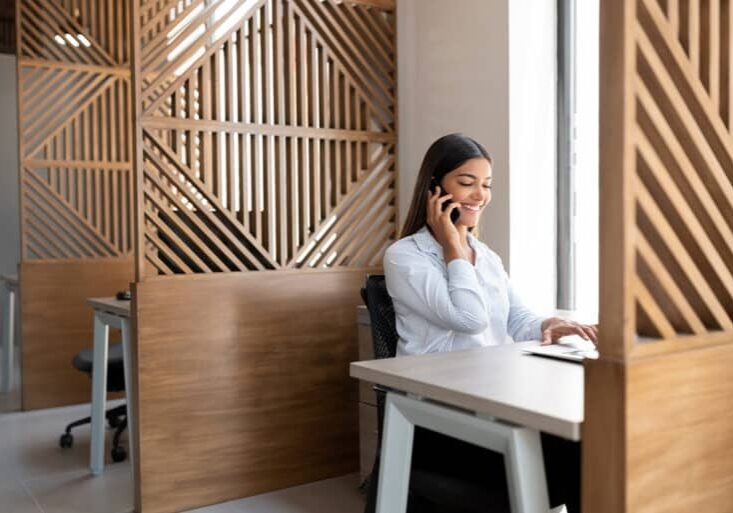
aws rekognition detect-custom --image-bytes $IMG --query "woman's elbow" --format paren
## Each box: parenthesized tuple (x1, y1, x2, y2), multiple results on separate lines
(454, 314, 489, 335)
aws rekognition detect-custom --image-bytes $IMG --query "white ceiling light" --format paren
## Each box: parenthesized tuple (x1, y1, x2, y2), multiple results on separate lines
(77, 34, 91, 47)
(64, 33, 80, 47)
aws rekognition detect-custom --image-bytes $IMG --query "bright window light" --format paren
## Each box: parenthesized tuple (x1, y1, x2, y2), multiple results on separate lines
(574, 0, 599, 320)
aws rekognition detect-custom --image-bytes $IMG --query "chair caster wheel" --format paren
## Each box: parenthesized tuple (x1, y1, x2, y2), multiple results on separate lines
(111, 445, 127, 463)
(59, 433, 73, 449)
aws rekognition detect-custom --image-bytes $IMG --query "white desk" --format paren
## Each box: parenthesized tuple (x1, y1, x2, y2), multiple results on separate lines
(350, 342, 583, 513)
(87, 297, 135, 476)
(1, 274, 18, 393)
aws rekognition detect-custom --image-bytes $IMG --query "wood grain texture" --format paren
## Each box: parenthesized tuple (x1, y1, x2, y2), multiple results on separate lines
(20, 259, 133, 410)
(627, 341, 733, 512)
(582, 358, 627, 513)
(599, 0, 636, 359)
(132, 269, 368, 513)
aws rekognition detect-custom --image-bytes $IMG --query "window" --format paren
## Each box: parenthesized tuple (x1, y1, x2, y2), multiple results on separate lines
(557, 0, 599, 319)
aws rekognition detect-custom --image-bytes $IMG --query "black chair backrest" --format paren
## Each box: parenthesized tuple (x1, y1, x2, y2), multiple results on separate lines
(361, 275, 398, 359)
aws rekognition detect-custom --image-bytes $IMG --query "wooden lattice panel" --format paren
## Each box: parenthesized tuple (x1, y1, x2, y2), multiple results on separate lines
(624, 0, 733, 354)
(17, 0, 132, 259)
(133, 0, 397, 276)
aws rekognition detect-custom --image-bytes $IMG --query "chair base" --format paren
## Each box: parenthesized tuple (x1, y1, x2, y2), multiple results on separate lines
(60, 403, 128, 463)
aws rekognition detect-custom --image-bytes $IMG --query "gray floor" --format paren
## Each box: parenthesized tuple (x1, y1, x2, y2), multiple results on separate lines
(0, 402, 365, 513)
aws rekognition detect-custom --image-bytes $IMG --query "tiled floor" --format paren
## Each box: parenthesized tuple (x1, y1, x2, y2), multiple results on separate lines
(0, 402, 365, 513)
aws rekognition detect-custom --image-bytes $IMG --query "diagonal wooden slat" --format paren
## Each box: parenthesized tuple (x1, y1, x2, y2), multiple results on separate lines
(640, 0, 733, 173)
(25, 75, 120, 158)
(634, 275, 678, 338)
(142, 160, 250, 272)
(143, 225, 195, 274)
(635, 77, 733, 261)
(635, 176, 733, 330)
(635, 130, 733, 306)
(144, 130, 278, 268)
(24, 178, 100, 258)
(142, 141, 267, 271)
(142, 0, 269, 113)
(288, 149, 394, 267)
(25, 169, 120, 256)
(37, 0, 117, 66)
(26, 193, 84, 258)
(293, 0, 393, 114)
(140, 0, 208, 66)
(636, 227, 707, 335)
(134, 0, 396, 276)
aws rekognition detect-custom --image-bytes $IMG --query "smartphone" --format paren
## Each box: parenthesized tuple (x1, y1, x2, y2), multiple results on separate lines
(430, 178, 460, 224)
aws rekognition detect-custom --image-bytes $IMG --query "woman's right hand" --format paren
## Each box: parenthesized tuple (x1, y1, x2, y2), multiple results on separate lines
(426, 186, 465, 261)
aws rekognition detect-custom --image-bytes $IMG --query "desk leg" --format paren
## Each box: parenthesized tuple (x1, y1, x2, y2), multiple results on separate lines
(90, 313, 109, 475)
(120, 319, 135, 478)
(376, 392, 551, 513)
(1, 287, 14, 393)
(504, 428, 550, 513)
(375, 393, 415, 513)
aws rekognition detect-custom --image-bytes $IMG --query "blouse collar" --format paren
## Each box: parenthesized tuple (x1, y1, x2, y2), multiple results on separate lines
(413, 226, 482, 263)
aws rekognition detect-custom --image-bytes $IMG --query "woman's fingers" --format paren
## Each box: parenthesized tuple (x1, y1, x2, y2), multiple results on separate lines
(441, 201, 460, 221)
(541, 328, 553, 345)
(559, 322, 589, 341)
(541, 319, 600, 346)
(581, 324, 598, 343)
(426, 186, 440, 224)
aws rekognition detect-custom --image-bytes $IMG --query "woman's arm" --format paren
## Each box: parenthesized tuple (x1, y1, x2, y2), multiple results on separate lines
(384, 246, 490, 334)
(506, 282, 545, 342)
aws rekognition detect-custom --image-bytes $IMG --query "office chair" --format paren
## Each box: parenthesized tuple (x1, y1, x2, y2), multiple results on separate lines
(59, 342, 128, 463)
(360, 275, 509, 513)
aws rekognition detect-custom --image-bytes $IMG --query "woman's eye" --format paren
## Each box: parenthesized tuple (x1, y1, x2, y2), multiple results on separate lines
(458, 182, 473, 187)
(483, 185, 492, 190)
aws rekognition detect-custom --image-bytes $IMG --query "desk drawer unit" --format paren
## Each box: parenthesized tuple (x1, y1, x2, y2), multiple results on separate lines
(357, 306, 378, 480)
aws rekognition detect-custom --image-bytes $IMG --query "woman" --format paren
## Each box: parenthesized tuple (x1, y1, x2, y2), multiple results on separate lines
(382, 133, 595, 512)
(386, 133, 597, 355)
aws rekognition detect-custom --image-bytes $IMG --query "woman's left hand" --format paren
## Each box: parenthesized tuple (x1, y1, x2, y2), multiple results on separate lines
(540, 317, 598, 346)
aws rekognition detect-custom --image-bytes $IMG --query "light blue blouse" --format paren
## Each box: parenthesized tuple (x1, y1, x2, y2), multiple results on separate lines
(383, 226, 545, 356)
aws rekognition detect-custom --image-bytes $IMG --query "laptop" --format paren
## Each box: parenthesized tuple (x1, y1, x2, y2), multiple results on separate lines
(522, 335, 599, 363)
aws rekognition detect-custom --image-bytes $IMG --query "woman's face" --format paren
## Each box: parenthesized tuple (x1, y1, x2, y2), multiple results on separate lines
(438, 157, 493, 228)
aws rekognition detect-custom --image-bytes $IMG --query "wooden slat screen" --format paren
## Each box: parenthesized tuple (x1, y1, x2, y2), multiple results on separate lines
(601, 0, 733, 358)
(587, 1, 733, 510)
(17, 0, 132, 259)
(132, 0, 397, 278)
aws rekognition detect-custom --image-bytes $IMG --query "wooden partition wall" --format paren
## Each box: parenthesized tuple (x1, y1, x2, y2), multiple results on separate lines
(586, 0, 733, 510)
(16, 0, 134, 409)
(129, 0, 396, 511)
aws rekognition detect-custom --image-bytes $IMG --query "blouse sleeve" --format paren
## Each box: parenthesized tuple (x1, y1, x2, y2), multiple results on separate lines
(384, 245, 490, 335)
(506, 276, 545, 341)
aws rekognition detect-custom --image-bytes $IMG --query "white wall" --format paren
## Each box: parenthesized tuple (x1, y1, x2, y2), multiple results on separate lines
(397, 0, 557, 312)
(0, 54, 19, 277)
(397, 0, 511, 261)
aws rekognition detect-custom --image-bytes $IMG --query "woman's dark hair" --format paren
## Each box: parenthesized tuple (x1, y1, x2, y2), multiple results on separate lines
(400, 133, 492, 238)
